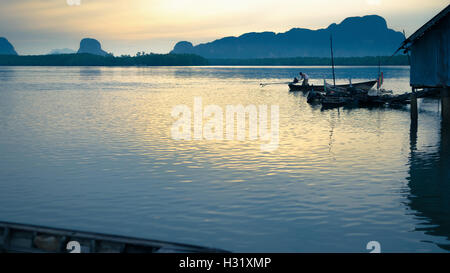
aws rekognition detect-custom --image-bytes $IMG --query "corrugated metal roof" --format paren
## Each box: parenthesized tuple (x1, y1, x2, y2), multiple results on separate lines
(396, 4, 450, 53)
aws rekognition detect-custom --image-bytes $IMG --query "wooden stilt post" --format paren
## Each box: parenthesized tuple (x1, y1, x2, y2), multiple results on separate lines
(411, 87, 418, 123)
(442, 87, 450, 126)
(441, 87, 450, 168)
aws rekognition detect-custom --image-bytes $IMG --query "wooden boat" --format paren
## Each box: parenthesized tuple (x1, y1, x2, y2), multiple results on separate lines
(321, 96, 352, 108)
(289, 80, 377, 92)
(306, 90, 324, 103)
(0, 221, 229, 253)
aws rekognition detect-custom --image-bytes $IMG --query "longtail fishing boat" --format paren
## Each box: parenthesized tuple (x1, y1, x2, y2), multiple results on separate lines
(289, 34, 377, 93)
(0, 221, 229, 253)
(289, 80, 377, 92)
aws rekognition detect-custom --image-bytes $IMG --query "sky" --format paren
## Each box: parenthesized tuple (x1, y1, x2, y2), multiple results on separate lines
(0, 0, 448, 55)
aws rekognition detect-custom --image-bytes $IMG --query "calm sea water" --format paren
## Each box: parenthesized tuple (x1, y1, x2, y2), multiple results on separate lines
(0, 66, 449, 252)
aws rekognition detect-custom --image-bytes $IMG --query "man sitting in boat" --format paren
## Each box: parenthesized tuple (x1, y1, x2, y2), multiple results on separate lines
(299, 72, 309, 86)
(293, 77, 299, 83)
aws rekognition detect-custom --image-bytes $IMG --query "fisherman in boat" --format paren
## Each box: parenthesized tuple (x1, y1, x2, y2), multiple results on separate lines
(293, 77, 299, 83)
(299, 72, 309, 86)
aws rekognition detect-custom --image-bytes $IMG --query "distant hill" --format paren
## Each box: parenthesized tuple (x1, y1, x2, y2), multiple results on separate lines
(0, 37, 18, 55)
(171, 15, 405, 58)
(49, 48, 76, 55)
(77, 38, 108, 56)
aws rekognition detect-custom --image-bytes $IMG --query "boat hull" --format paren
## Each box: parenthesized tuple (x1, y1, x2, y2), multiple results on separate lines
(321, 96, 352, 108)
(289, 80, 377, 92)
(0, 221, 229, 253)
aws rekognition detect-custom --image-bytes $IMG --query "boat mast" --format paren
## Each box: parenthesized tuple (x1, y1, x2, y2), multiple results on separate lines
(378, 56, 381, 90)
(330, 34, 336, 87)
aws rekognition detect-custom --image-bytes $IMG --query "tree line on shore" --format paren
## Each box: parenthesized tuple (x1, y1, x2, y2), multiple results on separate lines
(209, 55, 408, 66)
(0, 53, 408, 66)
(0, 53, 209, 66)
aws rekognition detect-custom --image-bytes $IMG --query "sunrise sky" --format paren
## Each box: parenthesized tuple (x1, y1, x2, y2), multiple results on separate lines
(0, 0, 448, 55)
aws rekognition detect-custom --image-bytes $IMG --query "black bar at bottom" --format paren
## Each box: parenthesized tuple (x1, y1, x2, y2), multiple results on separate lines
(1, 253, 448, 272)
